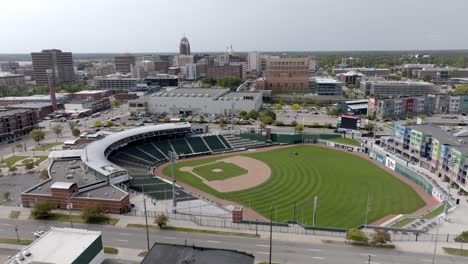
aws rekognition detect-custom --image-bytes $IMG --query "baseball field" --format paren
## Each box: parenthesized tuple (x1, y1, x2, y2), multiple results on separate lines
(162, 145, 426, 228)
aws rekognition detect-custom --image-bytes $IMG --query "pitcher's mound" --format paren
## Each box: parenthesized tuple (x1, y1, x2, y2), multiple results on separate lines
(211, 168, 223, 173)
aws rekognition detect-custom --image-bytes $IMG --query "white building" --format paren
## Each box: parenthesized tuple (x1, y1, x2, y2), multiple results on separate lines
(181, 64, 199, 80)
(359, 80, 437, 96)
(174, 55, 194, 67)
(129, 87, 262, 115)
(247, 51, 261, 72)
(8, 227, 105, 264)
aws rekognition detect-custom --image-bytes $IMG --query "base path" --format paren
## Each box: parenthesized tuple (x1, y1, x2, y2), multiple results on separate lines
(181, 156, 271, 193)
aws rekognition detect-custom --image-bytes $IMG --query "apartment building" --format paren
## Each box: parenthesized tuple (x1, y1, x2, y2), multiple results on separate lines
(0, 108, 39, 144)
(0, 72, 25, 87)
(31, 49, 75, 85)
(359, 80, 437, 96)
(412, 67, 468, 80)
(114, 54, 136, 74)
(367, 96, 434, 120)
(380, 124, 468, 193)
(206, 65, 243, 80)
(256, 57, 309, 93)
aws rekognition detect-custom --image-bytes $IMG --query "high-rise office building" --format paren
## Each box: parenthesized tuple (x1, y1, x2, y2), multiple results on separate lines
(247, 51, 261, 73)
(179, 36, 191, 55)
(31, 49, 75, 85)
(114, 54, 136, 74)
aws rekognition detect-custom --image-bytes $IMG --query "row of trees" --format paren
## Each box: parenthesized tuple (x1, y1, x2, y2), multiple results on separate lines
(346, 228, 391, 245)
(202, 77, 242, 90)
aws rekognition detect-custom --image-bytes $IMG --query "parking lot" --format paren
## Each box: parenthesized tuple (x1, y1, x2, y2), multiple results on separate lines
(275, 109, 338, 126)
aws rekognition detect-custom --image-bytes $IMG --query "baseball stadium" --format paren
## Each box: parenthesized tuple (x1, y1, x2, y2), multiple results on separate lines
(89, 122, 437, 229)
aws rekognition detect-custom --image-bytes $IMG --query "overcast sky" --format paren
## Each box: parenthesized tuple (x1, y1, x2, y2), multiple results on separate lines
(1, 0, 468, 53)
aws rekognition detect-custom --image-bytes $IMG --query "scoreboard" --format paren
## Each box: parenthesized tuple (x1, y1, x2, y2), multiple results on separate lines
(337, 114, 361, 132)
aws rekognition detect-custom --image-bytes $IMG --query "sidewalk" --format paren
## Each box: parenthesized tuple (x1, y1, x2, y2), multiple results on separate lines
(0, 206, 462, 257)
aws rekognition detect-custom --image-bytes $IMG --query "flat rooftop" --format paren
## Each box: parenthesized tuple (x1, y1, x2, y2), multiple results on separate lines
(0, 108, 33, 118)
(407, 124, 468, 154)
(0, 94, 69, 101)
(74, 90, 109, 94)
(142, 243, 254, 264)
(14, 227, 102, 264)
(311, 77, 341, 84)
(0, 72, 24, 77)
(155, 88, 227, 98)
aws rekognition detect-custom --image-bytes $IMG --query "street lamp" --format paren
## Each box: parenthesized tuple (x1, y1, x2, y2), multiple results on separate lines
(11, 147, 15, 156)
(106, 209, 110, 224)
(461, 237, 465, 256)
(14, 225, 19, 242)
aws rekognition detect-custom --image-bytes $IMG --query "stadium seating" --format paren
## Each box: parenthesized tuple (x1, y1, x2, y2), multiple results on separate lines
(171, 138, 194, 156)
(186, 137, 210, 153)
(154, 140, 175, 158)
(202, 135, 231, 152)
(223, 134, 268, 149)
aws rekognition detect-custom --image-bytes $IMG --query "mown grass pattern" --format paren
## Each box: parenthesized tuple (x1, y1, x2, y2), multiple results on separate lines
(164, 146, 426, 228)
(192, 161, 248, 181)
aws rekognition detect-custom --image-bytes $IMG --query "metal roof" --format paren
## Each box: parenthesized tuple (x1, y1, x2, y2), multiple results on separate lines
(82, 123, 191, 176)
(50, 182, 76, 189)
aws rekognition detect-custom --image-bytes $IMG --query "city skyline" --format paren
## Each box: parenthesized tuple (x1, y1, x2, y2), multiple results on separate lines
(1, 0, 468, 53)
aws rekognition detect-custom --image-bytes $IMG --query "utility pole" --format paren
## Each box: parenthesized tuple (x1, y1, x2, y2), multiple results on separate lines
(142, 185, 150, 252)
(269, 205, 273, 264)
(443, 184, 451, 221)
(432, 217, 441, 264)
(14, 225, 19, 242)
(313, 196, 318, 227)
(364, 194, 371, 229)
(169, 151, 178, 211)
(67, 199, 73, 228)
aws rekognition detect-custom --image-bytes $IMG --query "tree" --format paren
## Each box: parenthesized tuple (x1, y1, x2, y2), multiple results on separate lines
(292, 103, 301, 111)
(216, 76, 242, 90)
(29, 129, 45, 145)
(201, 78, 216, 87)
(418, 114, 426, 120)
(15, 143, 23, 150)
(371, 230, 391, 245)
(72, 128, 81, 137)
(453, 85, 468, 95)
(68, 121, 78, 130)
(219, 119, 227, 128)
(81, 204, 106, 223)
(31, 200, 56, 219)
(105, 121, 115, 127)
(246, 110, 259, 120)
(274, 103, 283, 110)
(40, 169, 49, 180)
(291, 120, 298, 127)
(315, 101, 322, 107)
(25, 162, 35, 171)
(455, 230, 468, 242)
(326, 108, 344, 116)
(51, 124, 63, 139)
(111, 99, 122, 108)
(155, 214, 169, 228)
(363, 122, 375, 131)
(294, 124, 304, 133)
(422, 75, 432, 82)
(260, 116, 273, 125)
(93, 119, 102, 127)
(2, 191, 10, 201)
(301, 102, 308, 108)
(239, 111, 247, 118)
(346, 228, 369, 244)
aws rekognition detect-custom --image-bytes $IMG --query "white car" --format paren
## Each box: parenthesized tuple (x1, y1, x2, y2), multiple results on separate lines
(33, 231, 44, 237)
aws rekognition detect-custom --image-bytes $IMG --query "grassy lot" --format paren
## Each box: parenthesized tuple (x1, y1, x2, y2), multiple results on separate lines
(443, 247, 468, 257)
(31, 213, 119, 225)
(422, 204, 445, 219)
(0, 238, 32, 245)
(391, 217, 416, 228)
(9, 211, 20, 219)
(32, 142, 63, 151)
(0, 200, 10, 206)
(126, 224, 257, 237)
(104, 247, 119, 254)
(326, 137, 361, 146)
(192, 161, 248, 181)
(164, 145, 426, 228)
(0, 156, 28, 167)
(20, 156, 48, 166)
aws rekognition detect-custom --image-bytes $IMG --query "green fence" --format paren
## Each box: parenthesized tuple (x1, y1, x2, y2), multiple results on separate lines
(239, 133, 341, 144)
(395, 163, 433, 195)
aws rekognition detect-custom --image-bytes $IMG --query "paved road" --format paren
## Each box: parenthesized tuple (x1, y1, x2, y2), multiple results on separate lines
(0, 218, 465, 263)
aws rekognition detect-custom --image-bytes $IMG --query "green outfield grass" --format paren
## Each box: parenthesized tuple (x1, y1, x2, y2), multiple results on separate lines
(163, 145, 426, 228)
(192, 161, 248, 181)
(326, 137, 361, 146)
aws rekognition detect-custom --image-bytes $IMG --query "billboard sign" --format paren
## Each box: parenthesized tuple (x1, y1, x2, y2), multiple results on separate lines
(385, 157, 396, 171)
(432, 188, 444, 203)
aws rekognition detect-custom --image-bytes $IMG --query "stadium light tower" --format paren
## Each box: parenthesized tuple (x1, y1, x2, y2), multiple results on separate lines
(169, 151, 179, 211)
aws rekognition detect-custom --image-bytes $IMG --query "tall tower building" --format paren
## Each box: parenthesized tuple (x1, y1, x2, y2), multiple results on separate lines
(31, 49, 75, 85)
(179, 36, 191, 55)
(114, 54, 136, 74)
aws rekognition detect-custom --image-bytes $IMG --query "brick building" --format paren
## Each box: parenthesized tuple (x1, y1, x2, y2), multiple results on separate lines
(206, 65, 243, 80)
(0, 108, 39, 144)
(256, 57, 309, 93)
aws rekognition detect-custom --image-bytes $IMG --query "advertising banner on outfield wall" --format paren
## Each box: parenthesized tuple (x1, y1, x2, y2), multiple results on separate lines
(432, 188, 444, 203)
(385, 157, 396, 171)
